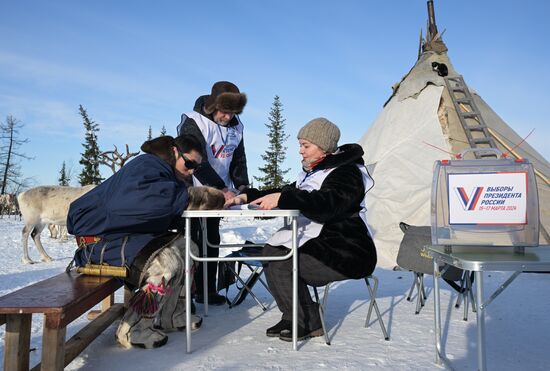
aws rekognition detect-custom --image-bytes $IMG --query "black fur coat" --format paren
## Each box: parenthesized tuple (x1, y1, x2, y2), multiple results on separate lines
(246, 143, 377, 279)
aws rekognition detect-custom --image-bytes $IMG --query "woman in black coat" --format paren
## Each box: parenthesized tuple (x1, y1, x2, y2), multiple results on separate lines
(226, 117, 377, 341)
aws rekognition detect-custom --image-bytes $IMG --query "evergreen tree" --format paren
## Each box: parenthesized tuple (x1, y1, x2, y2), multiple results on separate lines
(254, 96, 290, 189)
(77, 105, 103, 185)
(147, 125, 153, 140)
(160, 125, 167, 136)
(58, 161, 70, 186)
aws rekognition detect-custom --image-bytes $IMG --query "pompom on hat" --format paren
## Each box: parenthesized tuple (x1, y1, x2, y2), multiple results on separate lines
(203, 81, 247, 115)
(297, 117, 341, 153)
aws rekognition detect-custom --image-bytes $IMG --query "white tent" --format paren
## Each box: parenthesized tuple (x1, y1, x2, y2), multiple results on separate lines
(359, 1, 550, 268)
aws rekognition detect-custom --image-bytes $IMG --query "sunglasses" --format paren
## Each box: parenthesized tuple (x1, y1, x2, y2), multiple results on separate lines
(179, 152, 201, 170)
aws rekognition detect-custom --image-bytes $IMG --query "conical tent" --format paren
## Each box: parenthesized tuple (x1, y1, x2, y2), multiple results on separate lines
(359, 1, 550, 268)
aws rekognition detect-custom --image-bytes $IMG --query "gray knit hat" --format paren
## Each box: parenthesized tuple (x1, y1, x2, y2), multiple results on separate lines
(297, 117, 341, 152)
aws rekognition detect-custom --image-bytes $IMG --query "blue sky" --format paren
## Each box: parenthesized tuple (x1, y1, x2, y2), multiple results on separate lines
(1, 0, 549, 187)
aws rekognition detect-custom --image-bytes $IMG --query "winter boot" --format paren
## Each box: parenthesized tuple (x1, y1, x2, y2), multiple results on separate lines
(266, 319, 292, 337)
(279, 325, 324, 342)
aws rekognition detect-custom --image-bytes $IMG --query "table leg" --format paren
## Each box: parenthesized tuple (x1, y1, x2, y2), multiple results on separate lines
(4, 313, 31, 371)
(475, 271, 487, 371)
(185, 217, 192, 353)
(292, 216, 298, 350)
(200, 218, 210, 316)
(433, 259, 442, 365)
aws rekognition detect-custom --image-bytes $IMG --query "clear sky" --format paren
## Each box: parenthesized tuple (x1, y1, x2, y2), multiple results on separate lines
(1, 0, 549, 187)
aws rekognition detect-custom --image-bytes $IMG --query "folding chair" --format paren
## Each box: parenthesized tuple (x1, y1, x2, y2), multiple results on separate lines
(217, 245, 272, 310)
(396, 222, 476, 318)
(312, 275, 389, 345)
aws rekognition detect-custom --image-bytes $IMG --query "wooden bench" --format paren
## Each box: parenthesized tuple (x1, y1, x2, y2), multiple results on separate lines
(0, 271, 129, 371)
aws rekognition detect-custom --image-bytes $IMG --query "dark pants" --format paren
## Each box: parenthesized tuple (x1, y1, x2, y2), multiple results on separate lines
(192, 217, 221, 296)
(262, 244, 348, 329)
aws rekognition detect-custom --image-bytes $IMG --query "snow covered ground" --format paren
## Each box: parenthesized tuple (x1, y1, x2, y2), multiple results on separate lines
(1, 216, 549, 370)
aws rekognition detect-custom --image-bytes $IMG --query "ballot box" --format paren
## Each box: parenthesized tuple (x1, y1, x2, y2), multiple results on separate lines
(431, 148, 539, 247)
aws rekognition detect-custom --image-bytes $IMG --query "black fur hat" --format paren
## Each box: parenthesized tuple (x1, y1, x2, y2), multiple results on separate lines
(203, 81, 247, 115)
(141, 136, 177, 167)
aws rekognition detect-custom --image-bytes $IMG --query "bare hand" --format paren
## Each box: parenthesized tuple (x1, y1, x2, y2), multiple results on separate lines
(224, 194, 248, 208)
(250, 193, 281, 210)
(222, 188, 237, 202)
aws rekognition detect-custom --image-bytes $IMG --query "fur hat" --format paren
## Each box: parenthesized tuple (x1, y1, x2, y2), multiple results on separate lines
(203, 81, 247, 115)
(141, 136, 176, 167)
(297, 117, 341, 153)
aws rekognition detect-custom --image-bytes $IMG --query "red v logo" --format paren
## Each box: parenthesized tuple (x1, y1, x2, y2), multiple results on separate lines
(211, 144, 225, 158)
(455, 187, 484, 210)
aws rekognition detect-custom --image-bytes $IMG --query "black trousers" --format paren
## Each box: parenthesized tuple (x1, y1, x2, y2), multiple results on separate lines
(192, 217, 221, 296)
(262, 244, 348, 329)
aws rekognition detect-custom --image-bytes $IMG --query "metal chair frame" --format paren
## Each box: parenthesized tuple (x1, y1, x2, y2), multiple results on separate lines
(406, 270, 476, 319)
(224, 261, 272, 310)
(312, 275, 390, 345)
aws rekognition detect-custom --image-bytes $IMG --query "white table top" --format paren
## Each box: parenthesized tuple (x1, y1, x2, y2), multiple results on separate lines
(182, 209, 300, 218)
(428, 245, 550, 271)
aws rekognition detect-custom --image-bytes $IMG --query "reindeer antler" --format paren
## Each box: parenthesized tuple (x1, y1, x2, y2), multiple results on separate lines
(99, 144, 140, 173)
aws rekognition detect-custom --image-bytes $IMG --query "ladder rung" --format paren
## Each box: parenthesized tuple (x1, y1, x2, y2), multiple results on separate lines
(456, 98, 472, 104)
(446, 77, 464, 84)
(460, 111, 480, 118)
(473, 138, 492, 144)
(466, 125, 488, 131)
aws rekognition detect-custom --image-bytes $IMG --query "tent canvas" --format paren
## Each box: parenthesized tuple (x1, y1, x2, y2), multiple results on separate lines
(358, 2, 550, 268)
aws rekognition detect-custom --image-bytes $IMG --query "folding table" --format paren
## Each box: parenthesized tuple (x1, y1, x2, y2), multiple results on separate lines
(429, 244, 550, 371)
(182, 209, 300, 352)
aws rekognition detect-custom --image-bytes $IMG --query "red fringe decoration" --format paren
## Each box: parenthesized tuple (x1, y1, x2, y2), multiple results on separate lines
(130, 277, 172, 315)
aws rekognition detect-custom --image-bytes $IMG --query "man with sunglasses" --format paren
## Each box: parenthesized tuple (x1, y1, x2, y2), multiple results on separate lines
(176, 81, 250, 305)
(67, 135, 209, 349)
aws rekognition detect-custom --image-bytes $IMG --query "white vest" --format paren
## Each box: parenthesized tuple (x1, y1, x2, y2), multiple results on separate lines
(267, 164, 374, 249)
(183, 111, 244, 188)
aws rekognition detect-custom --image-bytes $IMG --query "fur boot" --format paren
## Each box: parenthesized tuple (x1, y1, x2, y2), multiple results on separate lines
(117, 243, 185, 349)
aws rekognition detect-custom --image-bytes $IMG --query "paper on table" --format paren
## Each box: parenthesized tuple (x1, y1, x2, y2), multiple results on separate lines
(228, 204, 262, 210)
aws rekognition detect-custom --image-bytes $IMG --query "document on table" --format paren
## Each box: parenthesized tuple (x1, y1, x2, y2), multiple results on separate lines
(228, 204, 263, 210)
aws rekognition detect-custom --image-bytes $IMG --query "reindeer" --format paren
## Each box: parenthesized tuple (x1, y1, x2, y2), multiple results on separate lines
(18, 185, 95, 264)
(0, 193, 19, 219)
(47, 223, 69, 241)
(0, 194, 9, 216)
(99, 144, 139, 174)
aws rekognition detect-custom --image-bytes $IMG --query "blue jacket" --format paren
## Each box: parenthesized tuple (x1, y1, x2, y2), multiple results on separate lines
(67, 153, 189, 267)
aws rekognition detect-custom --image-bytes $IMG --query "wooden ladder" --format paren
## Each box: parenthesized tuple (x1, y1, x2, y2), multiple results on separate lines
(444, 75, 498, 158)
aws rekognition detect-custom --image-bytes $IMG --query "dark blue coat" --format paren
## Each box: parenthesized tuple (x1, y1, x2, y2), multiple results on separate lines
(67, 153, 189, 267)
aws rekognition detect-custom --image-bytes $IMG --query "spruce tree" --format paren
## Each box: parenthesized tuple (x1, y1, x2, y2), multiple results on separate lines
(77, 105, 103, 185)
(160, 125, 167, 136)
(58, 161, 70, 186)
(254, 96, 290, 189)
(147, 125, 153, 140)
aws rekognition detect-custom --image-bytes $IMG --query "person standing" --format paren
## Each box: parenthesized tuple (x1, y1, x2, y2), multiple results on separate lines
(177, 81, 249, 305)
